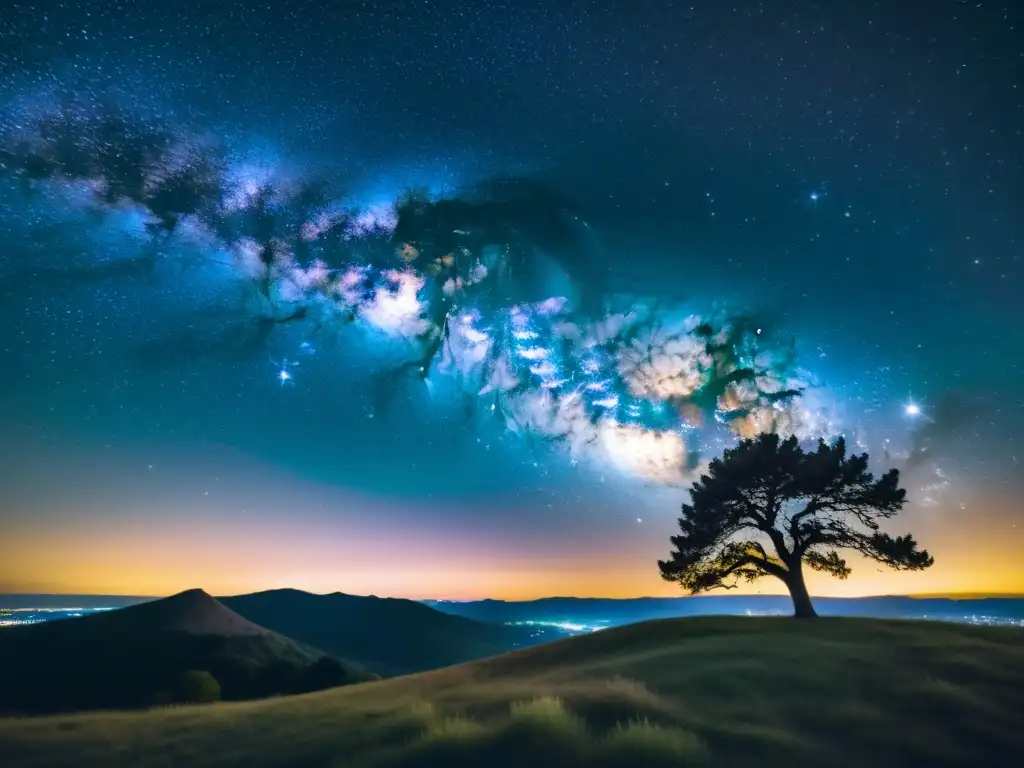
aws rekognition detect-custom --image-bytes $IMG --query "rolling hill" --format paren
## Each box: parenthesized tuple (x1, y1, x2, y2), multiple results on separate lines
(219, 588, 558, 676)
(1, 616, 1022, 767)
(0, 588, 373, 714)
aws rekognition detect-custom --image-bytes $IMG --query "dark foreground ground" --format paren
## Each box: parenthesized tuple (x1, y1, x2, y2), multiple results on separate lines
(1, 617, 1021, 768)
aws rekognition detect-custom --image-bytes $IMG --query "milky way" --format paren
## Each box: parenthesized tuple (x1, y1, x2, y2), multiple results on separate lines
(0, 94, 844, 484)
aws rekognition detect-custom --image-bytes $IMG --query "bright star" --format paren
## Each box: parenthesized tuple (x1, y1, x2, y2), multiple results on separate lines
(904, 402, 921, 417)
(271, 355, 296, 385)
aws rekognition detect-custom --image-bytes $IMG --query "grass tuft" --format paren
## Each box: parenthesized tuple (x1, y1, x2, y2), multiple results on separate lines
(425, 715, 483, 738)
(597, 718, 710, 766)
(507, 696, 585, 732)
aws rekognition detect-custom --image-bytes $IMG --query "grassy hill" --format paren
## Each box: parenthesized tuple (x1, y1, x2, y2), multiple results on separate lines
(219, 588, 554, 676)
(1, 616, 1022, 767)
(0, 589, 374, 714)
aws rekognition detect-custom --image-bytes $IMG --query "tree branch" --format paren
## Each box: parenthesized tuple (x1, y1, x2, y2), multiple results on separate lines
(709, 552, 788, 589)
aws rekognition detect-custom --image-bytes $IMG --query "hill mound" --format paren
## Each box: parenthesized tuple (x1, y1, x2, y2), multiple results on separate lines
(0, 589, 374, 715)
(145, 588, 270, 635)
(2, 617, 1022, 767)
(219, 588, 557, 676)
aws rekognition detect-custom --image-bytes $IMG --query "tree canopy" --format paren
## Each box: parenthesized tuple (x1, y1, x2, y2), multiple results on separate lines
(658, 433, 934, 617)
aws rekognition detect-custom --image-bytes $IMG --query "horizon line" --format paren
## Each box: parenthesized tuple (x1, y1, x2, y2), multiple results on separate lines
(2, 590, 1023, 602)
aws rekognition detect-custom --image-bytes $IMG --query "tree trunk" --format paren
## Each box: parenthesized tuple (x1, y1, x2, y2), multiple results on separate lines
(785, 564, 818, 618)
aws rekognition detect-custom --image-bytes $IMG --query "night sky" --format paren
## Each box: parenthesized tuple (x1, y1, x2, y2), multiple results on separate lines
(1, 0, 1021, 600)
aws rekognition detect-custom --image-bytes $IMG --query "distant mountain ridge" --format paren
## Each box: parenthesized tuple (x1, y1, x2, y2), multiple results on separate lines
(0, 589, 372, 715)
(4, 591, 1022, 636)
(218, 588, 560, 676)
(425, 594, 1024, 627)
(2, 591, 1022, 610)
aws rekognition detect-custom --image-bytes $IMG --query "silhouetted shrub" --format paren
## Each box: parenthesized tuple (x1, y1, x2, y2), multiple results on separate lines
(217, 657, 262, 699)
(297, 656, 352, 692)
(256, 660, 303, 696)
(174, 670, 221, 704)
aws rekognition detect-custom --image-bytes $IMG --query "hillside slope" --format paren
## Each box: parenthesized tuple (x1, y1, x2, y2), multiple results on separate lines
(220, 588, 555, 676)
(2, 617, 1022, 767)
(0, 589, 373, 714)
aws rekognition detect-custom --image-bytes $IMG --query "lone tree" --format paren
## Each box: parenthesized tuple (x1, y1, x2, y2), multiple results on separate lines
(659, 433, 933, 618)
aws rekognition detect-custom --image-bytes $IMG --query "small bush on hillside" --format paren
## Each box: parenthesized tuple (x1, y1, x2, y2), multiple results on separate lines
(216, 657, 262, 698)
(297, 656, 352, 692)
(256, 660, 303, 696)
(173, 670, 221, 704)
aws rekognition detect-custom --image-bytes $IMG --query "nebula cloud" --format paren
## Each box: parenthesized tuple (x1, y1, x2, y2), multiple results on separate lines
(0, 95, 841, 484)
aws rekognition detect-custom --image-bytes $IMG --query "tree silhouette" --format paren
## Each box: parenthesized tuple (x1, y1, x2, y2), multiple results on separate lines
(658, 433, 934, 617)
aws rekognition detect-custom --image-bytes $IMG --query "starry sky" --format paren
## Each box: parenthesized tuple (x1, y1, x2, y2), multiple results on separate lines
(1, 0, 1022, 600)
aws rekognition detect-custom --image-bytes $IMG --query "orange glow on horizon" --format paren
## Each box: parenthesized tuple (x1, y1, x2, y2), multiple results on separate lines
(4, 509, 1023, 601)
(3, 426, 1020, 603)
(3, 443, 1020, 602)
